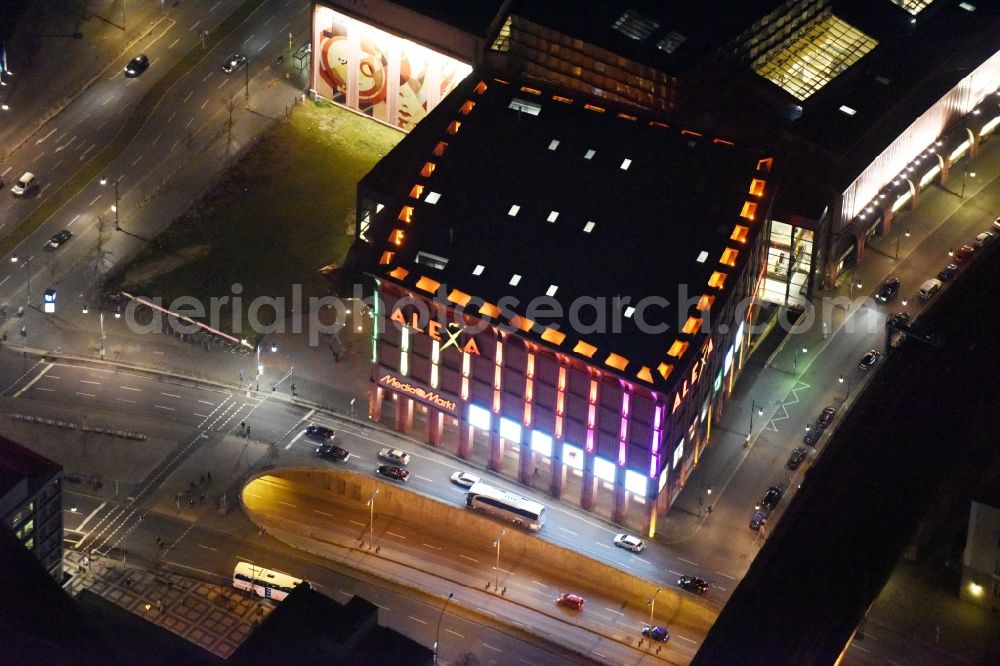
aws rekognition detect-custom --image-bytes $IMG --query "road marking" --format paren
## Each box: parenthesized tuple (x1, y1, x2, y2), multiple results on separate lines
(36, 127, 57, 144)
(101, 95, 113, 106)
(668, 570, 683, 576)
(210, 1, 221, 10)
(594, 542, 612, 548)
(76, 502, 107, 531)
(202, 71, 213, 83)
(75, 392, 96, 398)
(446, 629, 464, 638)
(459, 554, 478, 563)
(313, 510, 333, 517)
(190, 19, 202, 31)
(170, 139, 180, 153)
(55, 136, 76, 152)
(530, 580, 548, 588)
(160, 392, 181, 398)
(492, 567, 513, 575)
(337, 590, 352, 597)
(167, 110, 177, 123)
(280, 22, 291, 32)
(88, 194, 102, 206)
(0, 276, 8, 287)
(155, 405, 176, 411)
(244, 493, 261, 499)
(168, 37, 180, 49)
(256, 39, 271, 53)
(217, 79, 227, 90)
(242, 33, 255, 45)
(278, 501, 296, 508)
(632, 556, 650, 564)
(33, 151, 46, 163)
(198, 544, 217, 551)
(414, 474, 432, 482)
(349, 520, 365, 527)
(476, 608, 496, 616)
(676, 635, 697, 643)
(131, 153, 143, 166)
(482, 644, 502, 653)
(194, 413, 208, 418)
(80, 380, 101, 385)
(198, 399, 215, 405)
(593, 652, 608, 659)
(386, 531, 406, 539)
(35, 387, 55, 392)
(716, 586, 728, 591)
(679, 557, 699, 567)
(152, 351, 164, 355)
(200, 98, 209, 110)
(67, 213, 80, 227)
(183, 90, 193, 103)
(715, 571, 736, 580)
(408, 616, 428, 625)
(852, 643, 870, 653)
(558, 526, 578, 536)
(519, 660, 535, 666)
(46, 376, 61, 380)
(117, 398, 136, 404)
(121, 386, 141, 392)
(263, 15, 275, 26)
(185, 116, 194, 129)
(285, 430, 305, 449)
(79, 144, 95, 161)
(605, 607, 624, 615)
(374, 603, 390, 611)
(422, 543, 441, 550)
(0, 166, 9, 176)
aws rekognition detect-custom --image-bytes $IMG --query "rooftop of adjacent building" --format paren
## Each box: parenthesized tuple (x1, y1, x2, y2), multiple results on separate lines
(358, 71, 775, 392)
(317, 0, 509, 38)
(0, 434, 62, 499)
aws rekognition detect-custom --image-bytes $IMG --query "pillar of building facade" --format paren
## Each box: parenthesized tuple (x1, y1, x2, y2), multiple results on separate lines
(394, 396, 413, 434)
(643, 499, 656, 537)
(612, 482, 628, 524)
(488, 431, 504, 472)
(458, 421, 473, 459)
(427, 409, 443, 447)
(518, 441, 534, 485)
(580, 462, 596, 511)
(549, 459, 564, 499)
(879, 199, 895, 236)
(853, 232, 866, 264)
(368, 384, 383, 422)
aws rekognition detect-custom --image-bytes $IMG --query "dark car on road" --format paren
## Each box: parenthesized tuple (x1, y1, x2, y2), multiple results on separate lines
(759, 486, 783, 511)
(315, 443, 350, 461)
(678, 576, 709, 594)
(642, 625, 669, 642)
(803, 425, 820, 446)
(124, 53, 149, 77)
(749, 510, 767, 530)
(817, 406, 836, 429)
(953, 244, 975, 263)
(787, 447, 808, 470)
(874, 277, 900, 303)
(375, 465, 409, 483)
(305, 424, 335, 442)
(46, 230, 73, 249)
(938, 264, 959, 281)
(858, 349, 880, 371)
(888, 311, 911, 328)
(222, 53, 247, 74)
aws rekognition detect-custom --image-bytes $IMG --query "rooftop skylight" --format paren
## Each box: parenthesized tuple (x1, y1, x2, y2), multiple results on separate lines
(472, 264, 484, 276)
(611, 9, 660, 41)
(696, 251, 709, 263)
(425, 191, 441, 204)
(508, 204, 520, 216)
(510, 274, 522, 286)
(547, 211, 559, 222)
(583, 221, 596, 233)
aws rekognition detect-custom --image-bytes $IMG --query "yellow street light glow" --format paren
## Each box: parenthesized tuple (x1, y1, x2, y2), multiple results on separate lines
(968, 582, 983, 597)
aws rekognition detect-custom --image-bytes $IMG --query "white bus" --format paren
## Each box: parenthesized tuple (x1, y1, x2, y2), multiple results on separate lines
(466, 482, 545, 531)
(232, 561, 308, 601)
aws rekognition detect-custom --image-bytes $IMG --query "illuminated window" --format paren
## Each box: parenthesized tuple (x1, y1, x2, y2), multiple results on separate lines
(415, 251, 447, 270)
(472, 264, 485, 276)
(757, 157, 773, 172)
(509, 98, 542, 115)
(531, 431, 553, 457)
(546, 284, 558, 296)
(519, 86, 542, 96)
(681, 317, 702, 335)
(573, 340, 597, 357)
(612, 9, 659, 41)
(730, 225, 750, 243)
(656, 30, 687, 53)
(433, 141, 448, 156)
(548, 139, 560, 151)
(468, 404, 491, 430)
(593, 456, 617, 483)
(657, 362, 673, 380)
(379, 251, 394, 265)
(447, 120, 461, 135)
(460, 100, 476, 115)
(667, 341, 689, 358)
(474, 80, 488, 95)
(889, 0, 934, 16)
(620, 159, 632, 170)
(415, 276, 441, 293)
(672, 439, 684, 469)
(637, 366, 653, 383)
(697, 295, 715, 311)
(508, 204, 520, 216)
(447, 289, 472, 307)
(479, 302, 500, 319)
(605, 353, 629, 371)
(839, 105, 857, 116)
(388, 228, 405, 246)
(421, 162, 436, 177)
(552, 95, 573, 104)
(509, 274, 521, 286)
(584, 149, 596, 160)
(624, 306, 635, 318)
(753, 15, 877, 101)
(547, 211, 559, 223)
(583, 103, 606, 113)
(720, 248, 739, 267)
(625, 470, 647, 495)
(749, 179, 766, 197)
(708, 271, 727, 289)
(388, 267, 409, 280)
(425, 191, 441, 204)
(696, 251, 709, 263)
(583, 221, 596, 233)
(562, 443, 584, 470)
(407, 186, 423, 201)
(499, 417, 522, 442)
(740, 201, 757, 220)
(541, 327, 566, 345)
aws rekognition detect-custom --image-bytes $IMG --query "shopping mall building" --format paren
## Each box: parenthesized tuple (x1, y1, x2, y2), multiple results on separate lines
(347, 71, 776, 534)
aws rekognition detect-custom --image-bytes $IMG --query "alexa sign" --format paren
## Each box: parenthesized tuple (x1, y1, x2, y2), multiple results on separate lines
(390, 307, 481, 355)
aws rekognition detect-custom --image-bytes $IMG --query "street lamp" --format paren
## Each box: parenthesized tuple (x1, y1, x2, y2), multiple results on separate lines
(647, 587, 661, 628)
(849, 278, 863, 300)
(793, 346, 808, 374)
(492, 529, 506, 592)
(366, 488, 379, 549)
(100, 176, 121, 230)
(839, 374, 851, 400)
(894, 228, 911, 261)
(749, 399, 764, 437)
(433, 592, 454, 665)
(10, 254, 31, 307)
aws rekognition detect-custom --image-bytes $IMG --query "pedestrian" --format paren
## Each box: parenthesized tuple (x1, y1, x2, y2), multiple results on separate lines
(199, 493, 205, 502)
(189, 499, 195, 508)
(125, 576, 132, 587)
(189, 481, 196, 490)
(207, 471, 212, 482)
(246, 426, 251, 436)
(199, 475, 205, 484)
(240, 421, 246, 430)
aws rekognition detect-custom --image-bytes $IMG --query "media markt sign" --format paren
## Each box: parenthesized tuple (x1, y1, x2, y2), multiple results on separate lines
(378, 372, 459, 414)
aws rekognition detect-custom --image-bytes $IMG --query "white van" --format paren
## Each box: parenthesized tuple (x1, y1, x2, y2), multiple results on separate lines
(11, 172, 36, 197)
(918, 278, 941, 301)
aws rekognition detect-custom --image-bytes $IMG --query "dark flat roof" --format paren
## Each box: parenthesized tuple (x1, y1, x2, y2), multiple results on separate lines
(359, 71, 776, 391)
(0, 434, 62, 497)
(319, 0, 507, 37)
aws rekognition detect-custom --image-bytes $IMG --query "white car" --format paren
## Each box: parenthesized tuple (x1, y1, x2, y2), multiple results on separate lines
(11, 172, 36, 196)
(975, 231, 995, 247)
(450, 471, 481, 488)
(378, 447, 411, 466)
(613, 533, 645, 552)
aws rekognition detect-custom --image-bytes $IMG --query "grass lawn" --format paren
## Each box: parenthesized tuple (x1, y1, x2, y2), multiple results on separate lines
(116, 101, 402, 335)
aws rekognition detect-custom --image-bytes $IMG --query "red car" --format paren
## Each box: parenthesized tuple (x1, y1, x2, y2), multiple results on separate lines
(556, 593, 585, 611)
(953, 244, 975, 264)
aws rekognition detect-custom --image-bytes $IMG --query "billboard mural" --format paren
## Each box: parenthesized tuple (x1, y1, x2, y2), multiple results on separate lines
(313, 6, 472, 131)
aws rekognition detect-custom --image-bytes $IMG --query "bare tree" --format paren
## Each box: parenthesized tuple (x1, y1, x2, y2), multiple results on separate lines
(93, 214, 114, 286)
(222, 96, 239, 163)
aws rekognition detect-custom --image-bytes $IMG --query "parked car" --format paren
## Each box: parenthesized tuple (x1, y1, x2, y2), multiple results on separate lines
(613, 533, 645, 553)
(375, 465, 409, 482)
(975, 231, 995, 247)
(759, 486, 783, 511)
(46, 230, 73, 249)
(888, 311, 911, 327)
(449, 471, 480, 488)
(749, 510, 767, 531)
(379, 448, 411, 465)
(677, 576, 709, 594)
(937, 264, 959, 281)
(222, 53, 247, 73)
(315, 443, 350, 461)
(803, 425, 820, 446)
(858, 349, 880, 371)
(918, 278, 942, 301)
(787, 447, 808, 470)
(11, 172, 36, 196)
(642, 625, 670, 642)
(556, 593, 585, 611)
(873, 277, 900, 303)
(953, 244, 975, 263)
(124, 53, 149, 77)
(993, 215, 1000, 233)
(305, 424, 335, 442)
(816, 406, 836, 429)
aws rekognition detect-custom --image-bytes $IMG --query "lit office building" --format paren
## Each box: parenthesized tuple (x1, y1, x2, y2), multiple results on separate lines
(348, 72, 776, 534)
